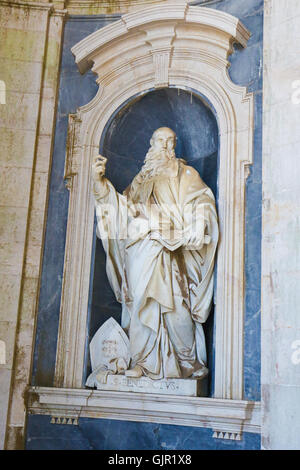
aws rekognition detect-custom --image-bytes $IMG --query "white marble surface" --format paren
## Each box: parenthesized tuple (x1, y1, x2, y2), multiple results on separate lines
(88, 317, 130, 373)
(27, 386, 261, 438)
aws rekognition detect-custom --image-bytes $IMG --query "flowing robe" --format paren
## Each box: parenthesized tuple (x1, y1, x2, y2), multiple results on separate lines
(94, 159, 218, 379)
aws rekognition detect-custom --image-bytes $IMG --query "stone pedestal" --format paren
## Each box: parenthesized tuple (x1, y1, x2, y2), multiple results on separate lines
(93, 374, 208, 397)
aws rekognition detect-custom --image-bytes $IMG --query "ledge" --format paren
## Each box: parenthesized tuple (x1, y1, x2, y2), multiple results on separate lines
(28, 387, 261, 440)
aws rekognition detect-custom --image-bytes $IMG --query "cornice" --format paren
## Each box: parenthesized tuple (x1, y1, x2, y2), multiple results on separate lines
(0, 0, 54, 10)
(71, 4, 250, 74)
(0, 0, 68, 17)
(28, 386, 261, 439)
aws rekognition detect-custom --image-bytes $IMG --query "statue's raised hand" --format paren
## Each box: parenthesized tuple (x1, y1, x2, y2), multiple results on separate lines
(92, 155, 108, 197)
(92, 155, 107, 182)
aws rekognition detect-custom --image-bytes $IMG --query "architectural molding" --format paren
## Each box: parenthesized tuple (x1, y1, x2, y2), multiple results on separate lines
(0, 0, 68, 16)
(63, 0, 191, 16)
(63, 113, 82, 190)
(0, 0, 56, 12)
(28, 387, 261, 439)
(54, 2, 254, 411)
(72, 4, 249, 74)
(0, 1, 53, 9)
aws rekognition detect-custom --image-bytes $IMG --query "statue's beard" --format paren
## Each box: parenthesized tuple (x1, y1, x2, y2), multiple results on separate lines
(125, 146, 176, 203)
(139, 147, 176, 180)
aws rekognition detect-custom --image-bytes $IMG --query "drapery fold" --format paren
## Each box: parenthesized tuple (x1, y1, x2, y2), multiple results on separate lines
(94, 160, 218, 379)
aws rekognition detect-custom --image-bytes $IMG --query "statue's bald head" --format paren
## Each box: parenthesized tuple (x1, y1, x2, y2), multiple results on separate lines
(150, 127, 176, 154)
(151, 127, 176, 141)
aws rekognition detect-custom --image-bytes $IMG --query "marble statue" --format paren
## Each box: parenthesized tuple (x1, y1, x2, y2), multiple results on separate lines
(90, 127, 218, 384)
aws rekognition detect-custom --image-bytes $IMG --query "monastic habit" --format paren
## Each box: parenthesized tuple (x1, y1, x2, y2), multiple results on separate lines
(92, 127, 218, 380)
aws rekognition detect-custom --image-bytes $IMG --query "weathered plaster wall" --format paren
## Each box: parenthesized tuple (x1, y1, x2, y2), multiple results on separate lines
(261, 0, 300, 450)
(28, 0, 263, 450)
(0, 1, 66, 449)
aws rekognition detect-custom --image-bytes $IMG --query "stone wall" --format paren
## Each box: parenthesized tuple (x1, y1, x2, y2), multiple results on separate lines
(0, 0, 66, 450)
(261, 0, 300, 450)
(3, 0, 300, 451)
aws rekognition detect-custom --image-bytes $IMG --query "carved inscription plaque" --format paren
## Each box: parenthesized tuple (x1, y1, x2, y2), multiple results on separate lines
(94, 375, 207, 397)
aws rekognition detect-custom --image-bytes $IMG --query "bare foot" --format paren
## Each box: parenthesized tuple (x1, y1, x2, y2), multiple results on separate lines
(125, 365, 143, 378)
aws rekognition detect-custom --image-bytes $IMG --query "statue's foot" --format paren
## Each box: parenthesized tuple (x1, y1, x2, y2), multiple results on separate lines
(125, 365, 143, 378)
(192, 366, 208, 379)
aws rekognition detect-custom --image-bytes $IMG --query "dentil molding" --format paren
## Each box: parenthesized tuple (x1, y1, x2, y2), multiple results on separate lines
(52, 2, 255, 436)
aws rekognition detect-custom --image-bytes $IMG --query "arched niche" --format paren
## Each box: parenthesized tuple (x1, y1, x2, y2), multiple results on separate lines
(87, 87, 219, 395)
(49, 4, 258, 437)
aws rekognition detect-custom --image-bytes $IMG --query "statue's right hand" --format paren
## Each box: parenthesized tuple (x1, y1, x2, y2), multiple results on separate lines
(92, 155, 107, 181)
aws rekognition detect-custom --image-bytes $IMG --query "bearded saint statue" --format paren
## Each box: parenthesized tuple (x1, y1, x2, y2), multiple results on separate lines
(91, 127, 218, 380)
